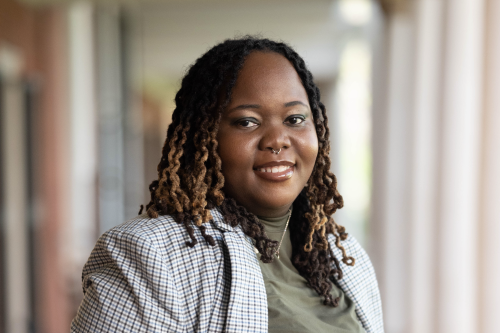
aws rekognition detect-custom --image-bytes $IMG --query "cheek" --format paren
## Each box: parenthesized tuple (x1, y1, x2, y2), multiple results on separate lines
(300, 128, 319, 170)
(217, 138, 236, 178)
(217, 132, 253, 178)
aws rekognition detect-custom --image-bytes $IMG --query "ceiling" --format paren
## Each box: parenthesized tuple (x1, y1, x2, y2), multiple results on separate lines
(133, 0, 343, 82)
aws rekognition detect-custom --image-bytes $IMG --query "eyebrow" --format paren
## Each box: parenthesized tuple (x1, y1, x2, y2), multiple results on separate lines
(284, 101, 308, 108)
(227, 101, 308, 113)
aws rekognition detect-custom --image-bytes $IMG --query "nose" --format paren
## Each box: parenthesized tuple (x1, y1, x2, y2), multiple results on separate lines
(258, 122, 291, 153)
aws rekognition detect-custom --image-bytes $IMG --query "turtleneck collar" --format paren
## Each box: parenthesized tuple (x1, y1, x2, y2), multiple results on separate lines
(257, 208, 292, 234)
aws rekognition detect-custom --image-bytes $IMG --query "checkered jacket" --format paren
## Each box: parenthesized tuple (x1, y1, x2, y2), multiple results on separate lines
(71, 208, 384, 333)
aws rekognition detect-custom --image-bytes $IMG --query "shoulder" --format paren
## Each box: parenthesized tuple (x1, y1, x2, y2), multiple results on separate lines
(102, 214, 185, 249)
(89, 214, 184, 263)
(101, 211, 224, 253)
(103, 213, 187, 245)
(84, 211, 226, 277)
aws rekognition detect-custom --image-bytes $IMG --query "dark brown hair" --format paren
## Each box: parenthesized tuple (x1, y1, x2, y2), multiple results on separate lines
(143, 36, 354, 306)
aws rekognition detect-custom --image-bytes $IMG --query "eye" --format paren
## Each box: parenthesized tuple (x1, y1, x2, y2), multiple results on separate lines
(286, 115, 306, 125)
(235, 118, 259, 128)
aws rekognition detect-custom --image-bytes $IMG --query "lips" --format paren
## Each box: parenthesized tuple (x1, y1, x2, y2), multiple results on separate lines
(253, 161, 295, 181)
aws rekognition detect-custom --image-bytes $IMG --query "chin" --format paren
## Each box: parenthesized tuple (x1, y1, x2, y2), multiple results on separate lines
(259, 196, 298, 210)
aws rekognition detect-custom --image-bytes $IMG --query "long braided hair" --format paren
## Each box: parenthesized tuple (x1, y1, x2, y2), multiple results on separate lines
(143, 36, 354, 306)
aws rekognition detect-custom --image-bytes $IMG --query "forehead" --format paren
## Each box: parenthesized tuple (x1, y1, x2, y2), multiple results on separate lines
(229, 51, 308, 105)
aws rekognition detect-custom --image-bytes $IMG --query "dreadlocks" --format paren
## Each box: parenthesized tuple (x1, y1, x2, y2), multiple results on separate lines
(144, 36, 355, 306)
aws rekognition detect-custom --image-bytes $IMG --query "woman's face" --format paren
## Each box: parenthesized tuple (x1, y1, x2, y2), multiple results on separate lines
(217, 51, 318, 217)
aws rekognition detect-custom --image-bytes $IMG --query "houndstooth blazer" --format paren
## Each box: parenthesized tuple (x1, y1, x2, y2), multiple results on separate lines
(71, 208, 384, 333)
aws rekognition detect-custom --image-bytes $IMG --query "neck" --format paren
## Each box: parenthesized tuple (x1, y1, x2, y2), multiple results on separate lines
(249, 204, 292, 219)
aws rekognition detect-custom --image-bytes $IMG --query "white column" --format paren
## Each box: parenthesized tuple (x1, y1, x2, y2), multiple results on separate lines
(436, 0, 484, 332)
(407, 1, 443, 332)
(0, 45, 29, 333)
(371, 5, 416, 332)
(67, 1, 98, 282)
(372, 1, 488, 332)
(479, 0, 500, 332)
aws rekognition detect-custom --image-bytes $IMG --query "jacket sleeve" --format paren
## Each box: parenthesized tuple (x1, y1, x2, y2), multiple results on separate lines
(71, 228, 184, 333)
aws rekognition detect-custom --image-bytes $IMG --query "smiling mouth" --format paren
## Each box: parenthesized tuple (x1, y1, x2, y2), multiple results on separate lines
(253, 164, 294, 181)
(255, 165, 292, 173)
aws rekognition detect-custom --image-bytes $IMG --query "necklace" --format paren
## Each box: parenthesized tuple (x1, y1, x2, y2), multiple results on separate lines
(275, 209, 292, 259)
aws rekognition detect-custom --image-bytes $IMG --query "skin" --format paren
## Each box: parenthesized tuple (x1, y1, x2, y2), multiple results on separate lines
(217, 51, 319, 218)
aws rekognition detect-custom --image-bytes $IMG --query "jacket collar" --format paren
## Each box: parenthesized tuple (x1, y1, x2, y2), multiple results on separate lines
(210, 207, 235, 233)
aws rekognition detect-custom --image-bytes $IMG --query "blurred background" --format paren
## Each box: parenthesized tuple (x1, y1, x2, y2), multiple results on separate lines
(0, 0, 498, 332)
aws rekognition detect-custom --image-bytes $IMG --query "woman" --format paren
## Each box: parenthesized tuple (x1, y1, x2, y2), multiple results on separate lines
(71, 37, 383, 333)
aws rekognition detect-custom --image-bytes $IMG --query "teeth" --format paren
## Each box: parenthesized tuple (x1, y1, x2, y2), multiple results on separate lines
(257, 165, 291, 173)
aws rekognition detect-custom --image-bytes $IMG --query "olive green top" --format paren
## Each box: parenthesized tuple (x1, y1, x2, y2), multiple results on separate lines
(257, 211, 365, 333)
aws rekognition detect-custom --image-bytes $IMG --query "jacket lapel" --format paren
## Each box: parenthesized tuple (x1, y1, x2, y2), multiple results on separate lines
(211, 209, 268, 333)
